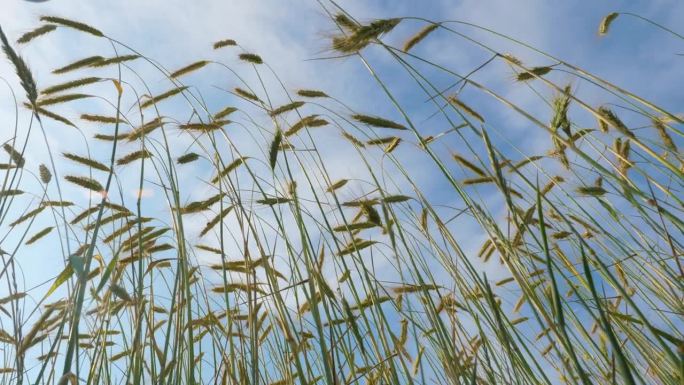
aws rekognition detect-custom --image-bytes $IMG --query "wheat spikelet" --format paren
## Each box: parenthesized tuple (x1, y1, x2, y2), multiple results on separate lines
(337, 239, 377, 256)
(199, 206, 233, 237)
(334, 13, 359, 31)
(120, 227, 166, 251)
(109, 222, 152, 246)
(65, 175, 103, 192)
(269, 129, 283, 169)
(599, 12, 619, 36)
(234, 87, 261, 102)
(17, 306, 56, 355)
(652, 118, 677, 152)
(84, 212, 130, 231)
(3, 144, 25, 167)
(238, 53, 263, 64)
(448, 95, 485, 123)
(516, 66, 552, 82)
(39, 164, 52, 184)
(63, 153, 110, 172)
(94, 132, 128, 141)
(351, 295, 391, 311)
(28, 104, 76, 127)
(332, 222, 376, 232)
(169, 60, 209, 78)
(511, 317, 529, 326)
(508, 155, 544, 173)
(42, 77, 100, 95)
(342, 198, 379, 207)
(495, 277, 515, 286)
(452, 153, 486, 176)
(140, 86, 188, 109)
(0, 26, 38, 106)
(383, 195, 411, 204)
(214, 106, 237, 120)
(270, 101, 304, 117)
(178, 120, 230, 131)
(551, 85, 572, 138)
(37, 93, 91, 107)
(92, 54, 140, 67)
(477, 239, 495, 258)
(614, 138, 632, 174)
(541, 342, 555, 356)
(41, 200, 73, 207)
(326, 179, 348, 192)
(17, 24, 57, 44)
(213, 39, 237, 49)
(540, 175, 564, 196)
(403, 23, 439, 52)
(256, 197, 291, 205)
(52, 56, 104, 74)
(25, 226, 54, 245)
(462, 176, 495, 185)
(352, 114, 407, 130)
(211, 283, 266, 295)
(195, 244, 223, 255)
(501, 53, 522, 65)
(147, 243, 174, 254)
(576, 186, 607, 196)
(80, 114, 124, 124)
(570, 128, 596, 143)
(116, 149, 152, 166)
(342, 132, 365, 147)
(10, 206, 46, 226)
(384, 137, 401, 153)
(552, 231, 572, 240)
(0, 189, 23, 197)
(392, 284, 439, 294)
(40, 16, 103, 37)
(597, 107, 634, 138)
(177, 153, 200, 164)
(285, 115, 328, 136)
(296, 89, 328, 98)
(109, 284, 132, 302)
(365, 137, 395, 146)
(102, 220, 138, 243)
(126, 118, 164, 141)
(332, 18, 400, 53)
(480, 241, 496, 262)
(211, 157, 247, 184)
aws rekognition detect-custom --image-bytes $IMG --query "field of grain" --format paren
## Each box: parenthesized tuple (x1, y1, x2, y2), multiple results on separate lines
(0, 2, 682, 384)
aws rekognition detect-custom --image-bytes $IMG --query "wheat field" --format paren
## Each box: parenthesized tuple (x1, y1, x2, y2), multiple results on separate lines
(0, 2, 682, 384)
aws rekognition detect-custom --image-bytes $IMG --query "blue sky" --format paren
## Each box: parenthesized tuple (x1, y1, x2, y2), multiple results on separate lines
(0, 0, 682, 383)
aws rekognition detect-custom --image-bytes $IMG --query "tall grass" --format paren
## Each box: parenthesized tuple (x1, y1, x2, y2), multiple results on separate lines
(0, 4, 682, 385)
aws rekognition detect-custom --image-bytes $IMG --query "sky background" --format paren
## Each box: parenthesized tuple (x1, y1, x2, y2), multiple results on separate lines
(0, 0, 682, 382)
